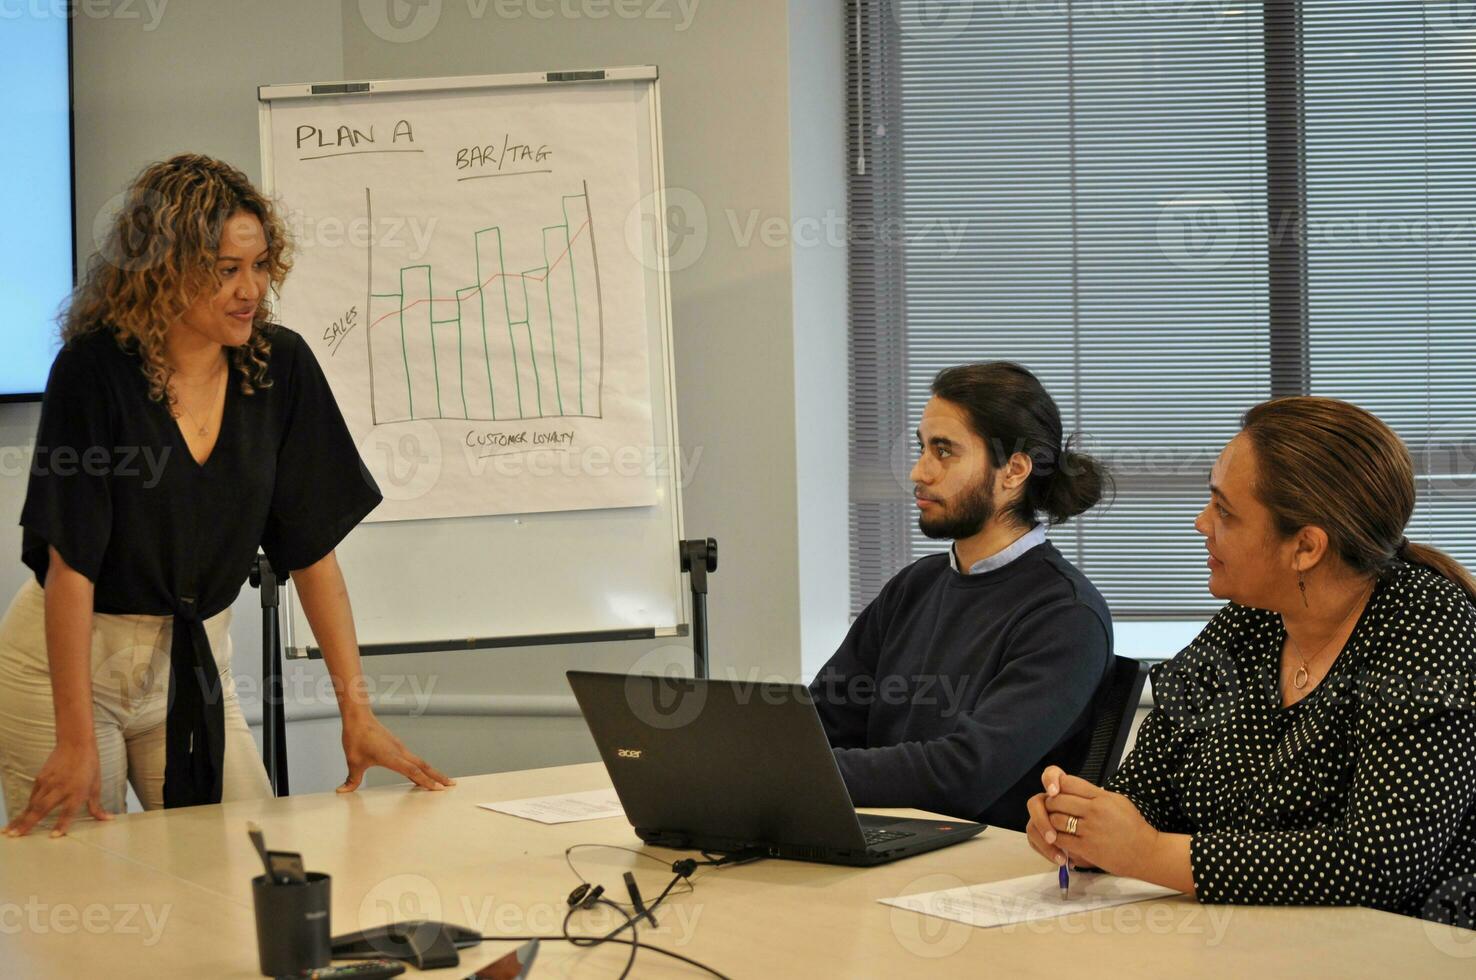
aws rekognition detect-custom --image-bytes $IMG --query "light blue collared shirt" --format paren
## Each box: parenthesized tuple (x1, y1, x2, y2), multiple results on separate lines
(948, 523, 1049, 575)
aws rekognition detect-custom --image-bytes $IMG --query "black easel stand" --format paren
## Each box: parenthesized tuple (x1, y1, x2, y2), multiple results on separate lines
(248, 553, 290, 796)
(679, 538, 718, 678)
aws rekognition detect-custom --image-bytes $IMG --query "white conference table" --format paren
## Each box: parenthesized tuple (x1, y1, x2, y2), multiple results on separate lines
(3, 762, 1474, 978)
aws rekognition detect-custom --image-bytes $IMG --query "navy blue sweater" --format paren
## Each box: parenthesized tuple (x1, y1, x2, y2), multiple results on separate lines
(810, 542, 1112, 830)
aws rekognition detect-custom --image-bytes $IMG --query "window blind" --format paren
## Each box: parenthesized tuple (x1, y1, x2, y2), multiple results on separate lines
(848, 0, 1476, 621)
(1301, 1, 1476, 566)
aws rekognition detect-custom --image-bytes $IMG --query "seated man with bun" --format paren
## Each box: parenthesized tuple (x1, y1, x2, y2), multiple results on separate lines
(810, 362, 1114, 830)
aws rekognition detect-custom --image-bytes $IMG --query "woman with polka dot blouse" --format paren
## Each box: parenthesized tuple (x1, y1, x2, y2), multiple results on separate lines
(1025, 397, 1476, 926)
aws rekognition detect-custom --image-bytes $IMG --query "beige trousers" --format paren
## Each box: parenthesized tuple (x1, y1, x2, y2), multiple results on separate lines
(0, 578, 272, 825)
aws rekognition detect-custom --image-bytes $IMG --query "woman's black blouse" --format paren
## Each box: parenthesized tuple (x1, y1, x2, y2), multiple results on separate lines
(19, 325, 382, 806)
(1106, 562, 1476, 926)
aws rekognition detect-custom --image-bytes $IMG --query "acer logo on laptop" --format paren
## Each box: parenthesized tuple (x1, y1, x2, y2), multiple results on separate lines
(616, 748, 643, 759)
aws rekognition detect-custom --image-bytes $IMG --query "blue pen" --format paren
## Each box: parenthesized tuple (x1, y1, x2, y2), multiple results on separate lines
(1058, 852, 1069, 900)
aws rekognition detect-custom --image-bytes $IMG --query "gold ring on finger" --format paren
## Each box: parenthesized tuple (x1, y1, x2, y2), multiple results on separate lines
(1066, 815, 1079, 835)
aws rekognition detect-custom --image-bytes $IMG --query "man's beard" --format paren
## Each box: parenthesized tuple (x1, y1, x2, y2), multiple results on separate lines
(917, 474, 997, 541)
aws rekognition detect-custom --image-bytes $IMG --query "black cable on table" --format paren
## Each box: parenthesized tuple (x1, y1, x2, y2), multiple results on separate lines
(475, 928, 733, 980)
(476, 842, 762, 977)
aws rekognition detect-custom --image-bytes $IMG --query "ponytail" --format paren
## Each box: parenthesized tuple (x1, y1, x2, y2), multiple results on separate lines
(1400, 540, 1476, 606)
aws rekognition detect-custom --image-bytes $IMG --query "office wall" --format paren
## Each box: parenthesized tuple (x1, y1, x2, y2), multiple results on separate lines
(789, 0, 851, 676)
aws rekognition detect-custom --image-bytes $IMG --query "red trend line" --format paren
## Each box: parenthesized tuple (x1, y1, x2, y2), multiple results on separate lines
(367, 217, 592, 334)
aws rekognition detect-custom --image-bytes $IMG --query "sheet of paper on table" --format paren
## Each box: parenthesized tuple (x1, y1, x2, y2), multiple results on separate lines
(880, 871, 1179, 929)
(478, 788, 626, 825)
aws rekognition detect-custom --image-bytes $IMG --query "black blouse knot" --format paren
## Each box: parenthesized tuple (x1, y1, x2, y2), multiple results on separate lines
(162, 607, 225, 809)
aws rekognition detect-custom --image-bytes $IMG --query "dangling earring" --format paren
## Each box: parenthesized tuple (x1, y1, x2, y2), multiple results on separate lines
(1297, 568, 1308, 607)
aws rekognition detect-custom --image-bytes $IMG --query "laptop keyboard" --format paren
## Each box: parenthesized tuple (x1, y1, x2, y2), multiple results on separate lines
(863, 828, 916, 846)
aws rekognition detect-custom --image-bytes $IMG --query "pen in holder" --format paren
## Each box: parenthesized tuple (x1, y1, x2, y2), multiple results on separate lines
(248, 822, 331, 977)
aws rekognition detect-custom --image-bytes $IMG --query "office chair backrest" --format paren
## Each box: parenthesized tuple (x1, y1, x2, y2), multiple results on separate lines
(1076, 656, 1150, 786)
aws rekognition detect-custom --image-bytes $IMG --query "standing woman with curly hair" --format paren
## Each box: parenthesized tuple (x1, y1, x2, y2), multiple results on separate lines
(0, 154, 452, 837)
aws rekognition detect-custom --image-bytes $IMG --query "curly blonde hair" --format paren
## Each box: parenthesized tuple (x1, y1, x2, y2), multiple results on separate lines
(62, 154, 293, 406)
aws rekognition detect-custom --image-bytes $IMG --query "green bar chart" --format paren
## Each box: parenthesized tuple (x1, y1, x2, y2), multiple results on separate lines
(366, 182, 604, 424)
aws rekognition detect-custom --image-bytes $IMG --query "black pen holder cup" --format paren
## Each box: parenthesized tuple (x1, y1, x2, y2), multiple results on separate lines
(251, 872, 332, 977)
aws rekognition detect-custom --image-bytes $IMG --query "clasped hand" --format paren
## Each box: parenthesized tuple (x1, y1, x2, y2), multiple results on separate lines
(1024, 765, 1157, 876)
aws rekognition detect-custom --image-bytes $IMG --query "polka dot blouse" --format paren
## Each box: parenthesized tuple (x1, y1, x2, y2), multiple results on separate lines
(1105, 561, 1476, 925)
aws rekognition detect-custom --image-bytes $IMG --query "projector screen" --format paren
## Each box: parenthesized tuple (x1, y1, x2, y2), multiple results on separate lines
(0, 17, 73, 400)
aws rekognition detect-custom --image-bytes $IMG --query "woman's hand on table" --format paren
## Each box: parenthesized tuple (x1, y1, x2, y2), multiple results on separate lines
(4, 740, 112, 838)
(338, 713, 455, 794)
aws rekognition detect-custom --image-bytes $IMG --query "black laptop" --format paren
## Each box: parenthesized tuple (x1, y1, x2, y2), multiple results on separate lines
(566, 670, 985, 866)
